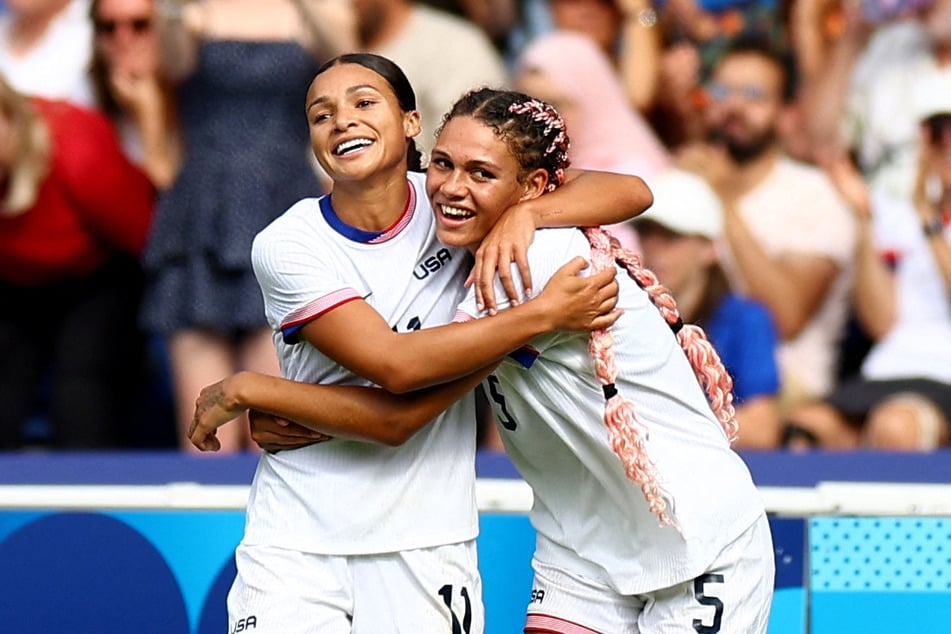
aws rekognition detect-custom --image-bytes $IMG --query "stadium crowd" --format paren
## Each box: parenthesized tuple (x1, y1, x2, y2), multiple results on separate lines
(0, 0, 948, 452)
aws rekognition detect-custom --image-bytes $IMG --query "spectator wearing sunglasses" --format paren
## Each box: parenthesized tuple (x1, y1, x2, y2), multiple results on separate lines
(90, 0, 181, 189)
(678, 34, 857, 418)
(0, 0, 95, 107)
(787, 69, 951, 450)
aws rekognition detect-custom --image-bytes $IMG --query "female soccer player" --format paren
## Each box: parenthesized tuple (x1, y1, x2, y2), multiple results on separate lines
(430, 88, 773, 633)
(195, 54, 652, 633)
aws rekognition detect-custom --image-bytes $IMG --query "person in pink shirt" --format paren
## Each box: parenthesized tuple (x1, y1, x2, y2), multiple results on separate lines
(515, 30, 671, 251)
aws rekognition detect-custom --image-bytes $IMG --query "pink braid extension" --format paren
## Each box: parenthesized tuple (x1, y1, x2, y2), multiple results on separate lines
(508, 99, 569, 192)
(584, 227, 676, 529)
(611, 242, 739, 445)
(582, 227, 741, 526)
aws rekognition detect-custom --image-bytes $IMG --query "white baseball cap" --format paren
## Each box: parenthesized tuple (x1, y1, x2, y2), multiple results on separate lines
(636, 168, 724, 239)
(913, 67, 951, 122)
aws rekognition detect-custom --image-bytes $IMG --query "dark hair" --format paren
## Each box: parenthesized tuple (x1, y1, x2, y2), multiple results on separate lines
(720, 33, 798, 103)
(314, 53, 424, 172)
(439, 88, 571, 191)
(88, 0, 134, 120)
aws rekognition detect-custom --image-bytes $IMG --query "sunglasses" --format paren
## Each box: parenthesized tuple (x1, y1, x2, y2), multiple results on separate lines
(925, 114, 951, 145)
(94, 16, 152, 36)
(706, 82, 768, 104)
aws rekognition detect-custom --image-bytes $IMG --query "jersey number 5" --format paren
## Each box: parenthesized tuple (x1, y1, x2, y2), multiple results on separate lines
(692, 573, 724, 633)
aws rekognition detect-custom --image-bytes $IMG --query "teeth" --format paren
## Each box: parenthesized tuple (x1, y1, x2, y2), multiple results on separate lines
(441, 204, 473, 218)
(334, 138, 373, 155)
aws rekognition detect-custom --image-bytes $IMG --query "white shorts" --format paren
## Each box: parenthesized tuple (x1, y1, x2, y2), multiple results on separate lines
(525, 513, 774, 633)
(228, 540, 484, 634)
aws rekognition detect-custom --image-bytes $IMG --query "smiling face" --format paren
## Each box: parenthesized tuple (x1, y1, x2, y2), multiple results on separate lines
(305, 62, 420, 185)
(427, 115, 547, 252)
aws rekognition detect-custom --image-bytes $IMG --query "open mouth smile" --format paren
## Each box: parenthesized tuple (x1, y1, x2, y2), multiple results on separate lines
(439, 204, 475, 219)
(334, 138, 374, 156)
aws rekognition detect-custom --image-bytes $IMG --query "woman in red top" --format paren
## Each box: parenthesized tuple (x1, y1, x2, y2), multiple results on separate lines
(0, 73, 154, 448)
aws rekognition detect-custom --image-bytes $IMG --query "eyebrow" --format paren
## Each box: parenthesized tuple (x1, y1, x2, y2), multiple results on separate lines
(307, 84, 382, 111)
(431, 150, 500, 172)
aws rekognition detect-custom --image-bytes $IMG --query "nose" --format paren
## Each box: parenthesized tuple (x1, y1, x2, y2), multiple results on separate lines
(439, 169, 467, 198)
(332, 107, 357, 130)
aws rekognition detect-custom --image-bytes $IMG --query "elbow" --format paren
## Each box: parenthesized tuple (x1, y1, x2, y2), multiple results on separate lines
(375, 411, 427, 446)
(635, 176, 654, 211)
(373, 359, 430, 394)
(375, 374, 420, 395)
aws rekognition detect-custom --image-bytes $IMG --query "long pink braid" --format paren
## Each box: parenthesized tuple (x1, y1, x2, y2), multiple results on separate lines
(583, 227, 739, 528)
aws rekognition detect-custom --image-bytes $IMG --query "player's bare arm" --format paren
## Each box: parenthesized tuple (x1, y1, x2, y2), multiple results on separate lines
(189, 256, 619, 451)
(472, 169, 653, 311)
(301, 255, 619, 394)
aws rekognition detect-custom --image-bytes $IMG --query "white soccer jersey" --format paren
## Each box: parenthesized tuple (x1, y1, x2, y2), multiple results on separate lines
(457, 228, 766, 594)
(246, 171, 479, 555)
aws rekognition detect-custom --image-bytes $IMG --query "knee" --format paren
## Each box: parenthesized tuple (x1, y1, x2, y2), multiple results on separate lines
(864, 394, 947, 450)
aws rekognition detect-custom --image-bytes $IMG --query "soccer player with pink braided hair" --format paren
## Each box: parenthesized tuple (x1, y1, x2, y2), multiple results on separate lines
(429, 87, 773, 633)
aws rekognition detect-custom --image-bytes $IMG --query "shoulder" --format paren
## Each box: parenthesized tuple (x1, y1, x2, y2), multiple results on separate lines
(254, 198, 323, 249)
(772, 158, 852, 213)
(36, 98, 120, 155)
(35, 98, 110, 133)
(528, 228, 589, 260)
(714, 294, 775, 332)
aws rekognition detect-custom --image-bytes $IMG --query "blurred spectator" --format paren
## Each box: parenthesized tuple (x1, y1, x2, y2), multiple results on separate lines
(144, 0, 351, 453)
(804, 0, 950, 198)
(786, 71, 951, 450)
(514, 29, 670, 249)
(647, 0, 791, 152)
(0, 0, 95, 106)
(540, 0, 662, 113)
(635, 168, 782, 448)
(516, 31, 670, 178)
(89, 0, 181, 189)
(0, 73, 154, 449)
(679, 35, 857, 416)
(418, 0, 517, 54)
(353, 0, 508, 158)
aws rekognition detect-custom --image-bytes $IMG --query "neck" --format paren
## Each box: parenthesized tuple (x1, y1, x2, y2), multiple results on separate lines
(329, 170, 410, 232)
(732, 146, 779, 196)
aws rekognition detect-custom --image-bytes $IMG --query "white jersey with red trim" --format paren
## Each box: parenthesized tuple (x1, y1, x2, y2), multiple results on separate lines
(246, 171, 478, 555)
(457, 228, 765, 594)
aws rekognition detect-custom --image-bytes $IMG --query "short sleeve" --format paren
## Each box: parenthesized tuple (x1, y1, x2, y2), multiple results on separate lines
(251, 203, 362, 341)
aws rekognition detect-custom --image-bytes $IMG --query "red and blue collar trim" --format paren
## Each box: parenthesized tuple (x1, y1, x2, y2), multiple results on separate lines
(320, 180, 416, 244)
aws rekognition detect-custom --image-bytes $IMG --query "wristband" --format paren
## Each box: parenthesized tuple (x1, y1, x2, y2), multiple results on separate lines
(923, 216, 945, 238)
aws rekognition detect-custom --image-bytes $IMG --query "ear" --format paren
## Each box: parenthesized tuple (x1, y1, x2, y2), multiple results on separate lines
(520, 168, 550, 201)
(403, 110, 422, 140)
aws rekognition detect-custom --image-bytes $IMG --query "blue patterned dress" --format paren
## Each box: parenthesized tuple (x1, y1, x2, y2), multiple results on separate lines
(142, 40, 322, 337)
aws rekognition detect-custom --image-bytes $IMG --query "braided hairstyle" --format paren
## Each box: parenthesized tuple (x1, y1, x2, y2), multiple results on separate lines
(439, 88, 570, 191)
(444, 88, 739, 528)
